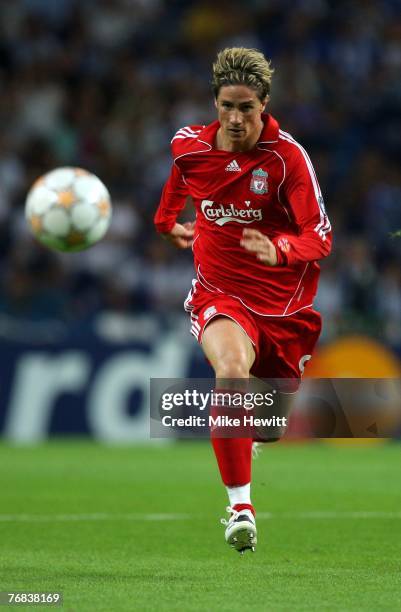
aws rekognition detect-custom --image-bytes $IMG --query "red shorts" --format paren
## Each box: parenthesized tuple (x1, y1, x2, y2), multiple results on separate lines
(184, 280, 322, 391)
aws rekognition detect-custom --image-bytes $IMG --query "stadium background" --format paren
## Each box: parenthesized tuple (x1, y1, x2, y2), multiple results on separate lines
(0, 0, 400, 439)
(1, 3, 401, 610)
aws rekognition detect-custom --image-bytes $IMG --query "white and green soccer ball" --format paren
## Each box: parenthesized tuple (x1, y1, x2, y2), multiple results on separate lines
(25, 167, 112, 252)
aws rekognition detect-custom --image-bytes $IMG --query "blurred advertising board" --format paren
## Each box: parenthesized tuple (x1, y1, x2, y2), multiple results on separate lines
(0, 313, 400, 442)
(0, 313, 207, 442)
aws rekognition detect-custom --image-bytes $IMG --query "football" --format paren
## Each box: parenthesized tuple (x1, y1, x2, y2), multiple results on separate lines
(25, 167, 112, 252)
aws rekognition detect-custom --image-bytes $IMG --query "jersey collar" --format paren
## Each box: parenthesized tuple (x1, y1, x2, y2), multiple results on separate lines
(258, 113, 279, 144)
(197, 113, 279, 148)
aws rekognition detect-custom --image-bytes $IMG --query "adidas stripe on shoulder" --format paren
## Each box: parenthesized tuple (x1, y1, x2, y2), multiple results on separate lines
(171, 125, 203, 143)
(278, 129, 331, 240)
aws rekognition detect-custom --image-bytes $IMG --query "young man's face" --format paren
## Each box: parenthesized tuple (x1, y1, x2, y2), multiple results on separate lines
(215, 85, 267, 150)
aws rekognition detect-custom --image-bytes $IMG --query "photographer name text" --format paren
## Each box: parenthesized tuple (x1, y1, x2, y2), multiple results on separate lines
(161, 415, 287, 428)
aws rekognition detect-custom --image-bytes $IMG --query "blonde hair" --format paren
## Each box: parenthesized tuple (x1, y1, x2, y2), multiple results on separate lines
(212, 47, 274, 101)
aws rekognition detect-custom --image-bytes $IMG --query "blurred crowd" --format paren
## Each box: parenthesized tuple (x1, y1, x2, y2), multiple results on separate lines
(0, 0, 400, 351)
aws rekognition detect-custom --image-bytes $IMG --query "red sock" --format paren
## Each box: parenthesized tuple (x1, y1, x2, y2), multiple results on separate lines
(211, 436, 252, 486)
(210, 389, 253, 486)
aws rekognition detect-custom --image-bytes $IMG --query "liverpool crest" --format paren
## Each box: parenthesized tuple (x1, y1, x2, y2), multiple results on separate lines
(250, 168, 268, 195)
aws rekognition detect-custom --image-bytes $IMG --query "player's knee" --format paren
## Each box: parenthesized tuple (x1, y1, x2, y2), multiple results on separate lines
(215, 356, 250, 380)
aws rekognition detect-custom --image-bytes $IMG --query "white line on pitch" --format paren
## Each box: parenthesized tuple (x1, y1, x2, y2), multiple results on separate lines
(257, 511, 401, 519)
(0, 513, 191, 523)
(0, 511, 400, 523)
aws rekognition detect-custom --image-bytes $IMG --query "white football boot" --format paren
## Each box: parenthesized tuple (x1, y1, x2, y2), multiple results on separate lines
(221, 506, 257, 554)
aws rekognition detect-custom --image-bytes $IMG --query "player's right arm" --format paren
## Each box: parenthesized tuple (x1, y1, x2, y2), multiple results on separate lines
(154, 163, 194, 249)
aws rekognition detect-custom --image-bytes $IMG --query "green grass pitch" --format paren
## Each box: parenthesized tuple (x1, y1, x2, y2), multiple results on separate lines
(0, 441, 400, 611)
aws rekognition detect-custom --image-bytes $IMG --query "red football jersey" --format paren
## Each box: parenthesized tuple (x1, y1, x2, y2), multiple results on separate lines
(154, 114, 332, 316)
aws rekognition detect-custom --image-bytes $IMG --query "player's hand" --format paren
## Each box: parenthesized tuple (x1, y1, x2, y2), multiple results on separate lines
(162, 222, 195, 249)
(240, 228, 278, 266)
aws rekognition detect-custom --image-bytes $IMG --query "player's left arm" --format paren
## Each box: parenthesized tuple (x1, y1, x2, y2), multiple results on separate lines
(271, 146, 332, 265)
